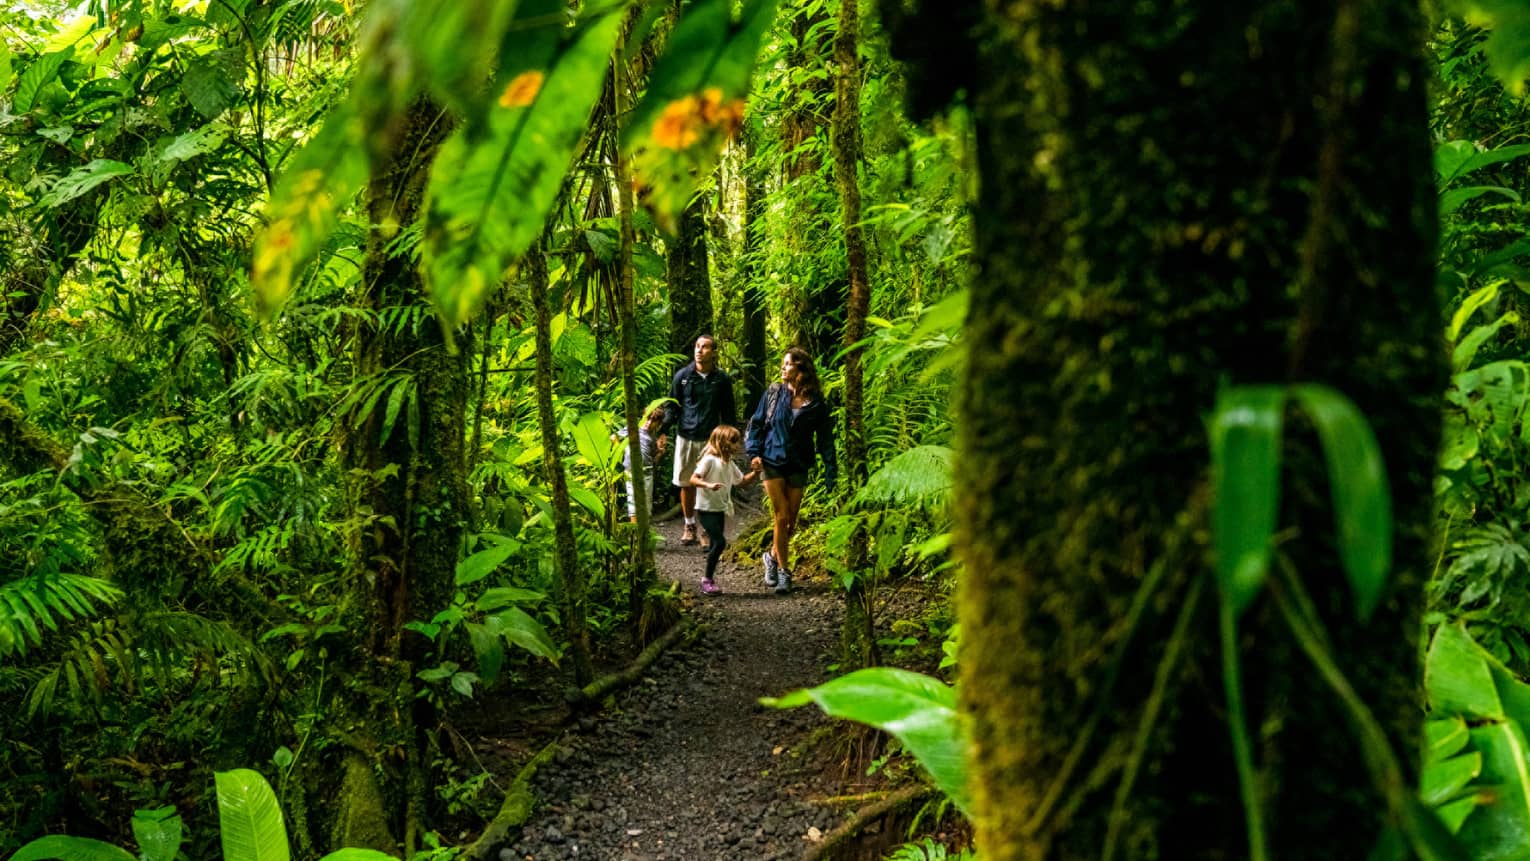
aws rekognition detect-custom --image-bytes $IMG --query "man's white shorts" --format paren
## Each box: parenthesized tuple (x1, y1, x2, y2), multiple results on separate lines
(672, 435, 707, 488)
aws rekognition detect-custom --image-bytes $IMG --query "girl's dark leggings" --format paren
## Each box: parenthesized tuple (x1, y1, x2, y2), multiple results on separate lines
(698, 510, 727, 580)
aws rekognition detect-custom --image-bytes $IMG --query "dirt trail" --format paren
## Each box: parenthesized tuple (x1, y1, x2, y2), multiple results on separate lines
(507, 502, 848, 860)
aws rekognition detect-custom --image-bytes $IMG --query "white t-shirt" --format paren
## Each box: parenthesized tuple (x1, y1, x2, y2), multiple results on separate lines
(693, 453, 744, 515)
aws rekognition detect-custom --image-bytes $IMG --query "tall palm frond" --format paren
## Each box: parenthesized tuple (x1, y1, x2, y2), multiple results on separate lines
(0, 573, 122, 661)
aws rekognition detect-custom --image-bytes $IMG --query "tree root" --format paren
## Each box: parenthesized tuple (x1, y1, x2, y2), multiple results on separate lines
(800, 785, 938, 861)
(461, 739, 560, 861)
(567, 616, 698, 708)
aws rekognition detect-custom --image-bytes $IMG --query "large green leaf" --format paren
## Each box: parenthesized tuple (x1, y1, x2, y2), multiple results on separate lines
(571, 411, 622, 479)
(487, 606, 560, 663)
(623, 0, 778, 232)
(1209, 385, 1286, 616)
(215, 769, 290, 861)
(422, 0, 627, 332)
(1458, 722, 1530, 859)
(8, 836, 136, 861)
(1453, 312, 1520, 372)
(14, 51, 67, 113)
(1290, 385, 1392, 620)
(1448, 281, 1503, 344)
(318, 852, 399, 861)
(39, 160, 134, 209)
(1427, 624, 1505, 721)
(466, 621, 505, 683)
(763, 668, 969, 813)
(1436, 141, 1530, 184)
(455, 542, 517, 586)
(131, 806, 184, 861)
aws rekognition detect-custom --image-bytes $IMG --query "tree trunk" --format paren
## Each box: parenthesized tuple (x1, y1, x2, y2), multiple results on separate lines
(529, 246, 596, 685)
(833, 0, 876, 670)
(666, 193, 713, 360)
(909, 2, 1444, 858)
(780, 0, 846, 358)
(741, 120, 770, 416)
(331, 98, 467, 854)
(613, 12, 665, 640)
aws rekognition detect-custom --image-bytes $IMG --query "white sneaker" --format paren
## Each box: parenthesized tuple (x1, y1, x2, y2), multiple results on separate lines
(774, 569, 792, 595)
(762, 551, 779, 588)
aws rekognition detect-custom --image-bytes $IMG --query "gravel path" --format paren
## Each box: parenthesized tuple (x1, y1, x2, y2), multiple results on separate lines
(506, 502, 846, 860)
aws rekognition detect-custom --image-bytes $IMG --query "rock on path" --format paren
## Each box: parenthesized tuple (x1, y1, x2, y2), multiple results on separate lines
(508, 505, 846, 860)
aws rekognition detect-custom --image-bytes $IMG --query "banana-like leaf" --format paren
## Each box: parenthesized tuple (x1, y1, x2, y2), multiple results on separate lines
(762, 667, 969, 814)
(1290, 384, 1392, 620)
(622, 0, 778, 232)
(1209, 386, 1286, 616)
(8, 836, 136, 861)
(423, 0, 627, 332)
(572, 411, 622, 479)
(1458, 722, 1530, 859)
(318, 851, 399, 861)
(215, 769, 290, 861)
(1426, 624, 1504, 721)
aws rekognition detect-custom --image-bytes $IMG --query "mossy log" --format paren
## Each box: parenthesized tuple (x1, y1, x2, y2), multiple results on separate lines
(567, 617, 697, 708)
(461, 740, 560, 861)
(799, 785, 938, 861)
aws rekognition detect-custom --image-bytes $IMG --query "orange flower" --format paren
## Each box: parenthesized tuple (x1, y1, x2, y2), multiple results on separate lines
(653, 95, 703, 149)
(499, 70, 544, 109)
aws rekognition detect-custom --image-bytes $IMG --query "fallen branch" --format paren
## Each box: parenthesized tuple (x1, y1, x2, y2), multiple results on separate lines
(800, 785, 938, 861)
(567, 616, 698, 707)
(461, 739, 560, 861)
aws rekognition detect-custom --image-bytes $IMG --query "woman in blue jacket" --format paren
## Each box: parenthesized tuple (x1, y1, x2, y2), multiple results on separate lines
(745, 347, 836, 594)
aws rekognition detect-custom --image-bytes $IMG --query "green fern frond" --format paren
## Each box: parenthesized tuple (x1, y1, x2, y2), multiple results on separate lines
(855, 445, 953, 513)
(0, 573, 122, 661)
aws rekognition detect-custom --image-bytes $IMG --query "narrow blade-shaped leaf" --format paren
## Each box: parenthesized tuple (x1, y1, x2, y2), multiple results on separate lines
(1291, 384, 1391, 620)
(215, 769, 290, 861)
(423, 0, 627, 331)
(1210, 385, 1286, 616)
(762, 667, 968, 813)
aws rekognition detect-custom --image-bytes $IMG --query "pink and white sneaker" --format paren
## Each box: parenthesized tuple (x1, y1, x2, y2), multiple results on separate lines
(700, 578, 721, 595)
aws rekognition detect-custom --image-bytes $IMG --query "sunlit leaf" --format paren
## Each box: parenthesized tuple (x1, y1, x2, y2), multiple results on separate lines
(131, 806, 184, 861)
(423, 0, 626, 332)
(623, 0, 778, 232)
(9, 836, 136, 861)
(215, 769, 289, 861)
(487, 606, 559, 663)
(15, 51, 67, 113)
(456, 542, 517, 586)
(764, 668, 968, 813)
(39, 160, 134, 209)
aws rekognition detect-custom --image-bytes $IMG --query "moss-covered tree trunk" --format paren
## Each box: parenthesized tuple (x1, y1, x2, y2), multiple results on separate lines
(913, 2, 1444, 858)
(667, 193, 713, 359)
(833, 0, 876, 670)
(741, 119, 769, 416)
(330, 98, 468, 855)
(529, 246, 595, 685)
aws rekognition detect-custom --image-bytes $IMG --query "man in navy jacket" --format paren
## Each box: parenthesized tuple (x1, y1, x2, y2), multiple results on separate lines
(660, 334, 737, 546)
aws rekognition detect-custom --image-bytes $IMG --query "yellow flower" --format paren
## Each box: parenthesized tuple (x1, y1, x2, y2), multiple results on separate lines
(653, 95, 703, 149)
(499, 71, 545, 109)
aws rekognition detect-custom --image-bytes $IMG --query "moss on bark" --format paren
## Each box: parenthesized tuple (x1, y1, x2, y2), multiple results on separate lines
(945, 1, 1443, 858)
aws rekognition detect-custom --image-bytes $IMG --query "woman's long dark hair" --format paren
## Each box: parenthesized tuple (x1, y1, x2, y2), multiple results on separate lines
(787, 347, 821, 401)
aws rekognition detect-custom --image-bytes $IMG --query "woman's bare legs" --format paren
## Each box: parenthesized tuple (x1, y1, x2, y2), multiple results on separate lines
(764, 477, 792, 569)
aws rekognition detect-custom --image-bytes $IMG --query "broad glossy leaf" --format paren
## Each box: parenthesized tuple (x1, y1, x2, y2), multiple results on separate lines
(1290, 384, 1392, 620)
(423, 0, 627, 332)
(39, 160, 133, 209)
(1421, 748, 1483, 807)
(572, 411, 621, 477)
(1426, 624, 1504, 720)
(9, 836, 136, 861)
(1453, 312, 1520, 372)
(1402, 797, 1474, 861)
(252, 103, 368, 313)
(568, 485, 606, 519)
(487, 606, 560, 663)
(1210, 386, 1286, 616)
(15, 51, 66, 113)
(182, 53, 240, 119)
(215, 769, 290, 861)
(762, 668, 969, 813)
(467, 622, 505, 682)
(456, 542, 517, 586)
(1436, 140, 1530, 183)
(1457, 722, 1530, 859)
(318, 852, 400, 861)
(623, 0, 777, 232)
(131, 806, 184, 861)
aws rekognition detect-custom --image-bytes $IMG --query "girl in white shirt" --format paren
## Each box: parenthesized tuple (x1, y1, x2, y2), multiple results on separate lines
(688, 425, 759, 595)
